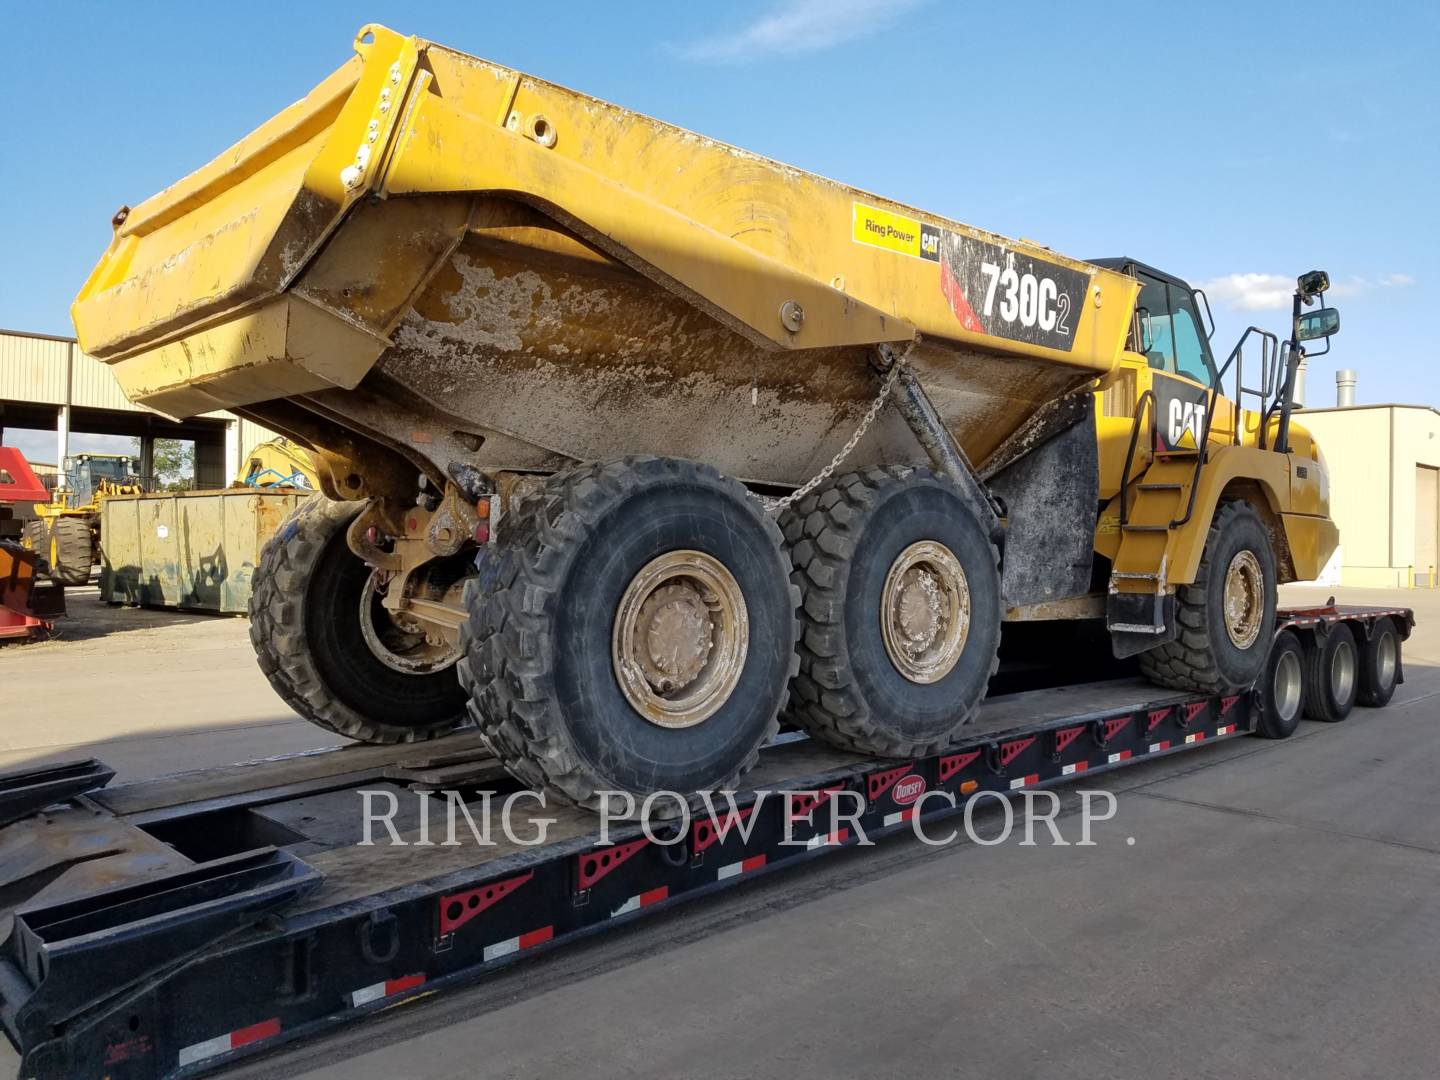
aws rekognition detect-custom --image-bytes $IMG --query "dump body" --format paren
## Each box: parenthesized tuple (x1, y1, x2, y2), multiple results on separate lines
(74, 25, 1138, 487)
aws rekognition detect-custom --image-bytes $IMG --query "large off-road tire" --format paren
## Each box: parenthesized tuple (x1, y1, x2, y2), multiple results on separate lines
(779, 466, 1002, 757)
(20, 520, 47, 564)
(1140, 500, 1277, 694)
(459, 457, 798, 811)
(249, 497, 468, 743)
(46, 517, 94, 586)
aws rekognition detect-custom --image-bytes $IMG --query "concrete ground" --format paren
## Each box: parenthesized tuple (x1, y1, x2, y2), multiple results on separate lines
(1, 586, 1437, 1078)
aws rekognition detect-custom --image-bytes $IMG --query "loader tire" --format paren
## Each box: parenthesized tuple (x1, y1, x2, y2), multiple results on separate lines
(459, 457, 799, 812)
(47, 517, 94, 586)
(21, 520, 46, 562)
(249, 497, 467, 744)
(1139, 500, 1277, 694)
(779, 466, 1002, 758)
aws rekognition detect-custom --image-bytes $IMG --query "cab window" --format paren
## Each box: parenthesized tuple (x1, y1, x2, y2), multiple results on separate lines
(1134, 271, 1216, 388)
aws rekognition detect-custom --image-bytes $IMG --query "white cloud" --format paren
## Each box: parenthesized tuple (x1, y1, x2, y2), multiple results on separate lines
(1199, 271, 1415, 311)
(675, 0, 929, 63)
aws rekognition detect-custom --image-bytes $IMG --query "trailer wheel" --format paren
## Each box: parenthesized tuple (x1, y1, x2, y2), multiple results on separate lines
(460, 457, 798, 810)
(1254, 629, 1305, 739)
(779, 466, 1001, 757)
(1357, 616, 1401, 708)
(1302, 621, 1358, 722)
(44, 517, 94, 586)
(249, 497, 467, 743)
(1139, 500, 1276, 693)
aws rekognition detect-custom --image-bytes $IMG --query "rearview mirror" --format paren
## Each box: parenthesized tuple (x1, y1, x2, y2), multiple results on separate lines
(1296, 307, 1340, 341)
(1297, 270, 1330, 299)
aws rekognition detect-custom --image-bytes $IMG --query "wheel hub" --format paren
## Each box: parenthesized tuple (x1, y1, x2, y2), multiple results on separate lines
(1223, 550, 1264, 650)
(359, 570, 463, 675)
(881, 541, 970, 684)
(613, 551, 748, 729)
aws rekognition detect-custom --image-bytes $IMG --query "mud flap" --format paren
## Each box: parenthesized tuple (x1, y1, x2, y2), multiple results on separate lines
(1108, 592, 1178, 658)
(988, 397, 1098, 609)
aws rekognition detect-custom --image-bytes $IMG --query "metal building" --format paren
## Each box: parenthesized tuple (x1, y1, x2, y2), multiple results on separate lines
(0, 328, 278, 485)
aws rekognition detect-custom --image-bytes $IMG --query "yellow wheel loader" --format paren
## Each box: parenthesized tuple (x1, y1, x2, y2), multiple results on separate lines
(72, 26, 1339, 808)
(25, 452, 146, 586)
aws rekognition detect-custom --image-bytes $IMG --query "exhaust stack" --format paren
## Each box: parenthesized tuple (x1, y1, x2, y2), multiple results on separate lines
(1336, 369, 1357, 407)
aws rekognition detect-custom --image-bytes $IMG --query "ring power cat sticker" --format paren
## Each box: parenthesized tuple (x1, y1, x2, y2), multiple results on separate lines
(851, 201, 1090, 351)
(1153, 374, 1209, 452)
(938, 233, 1088, 352)
(853, 203, 941, 262)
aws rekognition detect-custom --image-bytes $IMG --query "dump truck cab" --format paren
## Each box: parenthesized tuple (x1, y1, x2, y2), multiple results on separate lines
(1086, 259, 1341, 685)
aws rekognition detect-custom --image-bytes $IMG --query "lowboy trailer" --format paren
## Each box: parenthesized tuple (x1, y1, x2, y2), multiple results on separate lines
(0, 604, 1411, 1079)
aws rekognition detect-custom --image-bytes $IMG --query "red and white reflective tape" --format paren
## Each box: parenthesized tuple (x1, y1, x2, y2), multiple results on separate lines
(804, 828, 850, 850)
(1107, 749, 1132, 764)
(351, 973, 426, 1008)
(482, 925, 554, 962)
(1184, 732, 1206, 744)
(1149, 740, 1171, 752)
(883, 807, 918, 827)
(611, 886, 669, 917)
(716, 854, 766, 881)
(1008, 774, 1040, 790)
(1061, 761, 1089, 776)
(178, 1018, 280, 1068)
(1217, 723, 1237, 736)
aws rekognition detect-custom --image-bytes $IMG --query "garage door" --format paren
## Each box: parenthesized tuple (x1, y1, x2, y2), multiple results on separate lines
(1418, 465, 1439, 586)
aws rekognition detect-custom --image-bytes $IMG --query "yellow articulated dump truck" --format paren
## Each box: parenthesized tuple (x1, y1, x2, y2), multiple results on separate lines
(73, 26, 1340, 809)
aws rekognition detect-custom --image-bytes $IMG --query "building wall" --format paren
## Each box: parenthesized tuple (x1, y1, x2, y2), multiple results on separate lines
(1297, 404, 1440, 588)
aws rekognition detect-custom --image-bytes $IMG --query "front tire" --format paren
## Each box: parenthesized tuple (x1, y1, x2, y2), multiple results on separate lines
(1140, 500, 1277, 693)
(249, 497, 468, 743)
(47, 517, 94, 586)
(780, 467, 1002, 757)
(460, 457, 798, 810)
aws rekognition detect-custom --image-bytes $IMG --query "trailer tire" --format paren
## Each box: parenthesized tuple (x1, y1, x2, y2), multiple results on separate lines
(1253, 629, 1305, 739)
(248, 497, 468, 743)
(1139, 500, 1276, 694)
(1302, 621, 1358, 722)
(779, 466, 1001, 757)
(46, 517, 94, 586)
(1357, 616, 1401, 707)
(460, 457, 798, 811)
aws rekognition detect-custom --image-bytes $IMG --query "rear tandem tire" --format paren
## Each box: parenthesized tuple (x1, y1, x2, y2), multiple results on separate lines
(779, 466, 1002, 757)
(1302, 621, 1358, 722)
(1357, 616, 1401, 708)
(1254, 629, 1305, 739)
(459, 456, 799, 811)
(248, 497, 468, 743)
(1139, 500, 1277, 694)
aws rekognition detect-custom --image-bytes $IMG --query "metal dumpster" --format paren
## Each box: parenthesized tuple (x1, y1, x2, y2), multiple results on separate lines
(100, 488, 310, 612)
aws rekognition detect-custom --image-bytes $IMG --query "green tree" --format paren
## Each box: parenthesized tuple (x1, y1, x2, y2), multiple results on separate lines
(130, 438, 194, 491)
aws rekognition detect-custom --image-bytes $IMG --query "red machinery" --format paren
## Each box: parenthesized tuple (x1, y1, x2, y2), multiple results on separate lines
(0, 448, 64, 640)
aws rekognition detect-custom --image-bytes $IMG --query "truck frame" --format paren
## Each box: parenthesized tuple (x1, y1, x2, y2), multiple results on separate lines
(0, 604, 1411, 1079)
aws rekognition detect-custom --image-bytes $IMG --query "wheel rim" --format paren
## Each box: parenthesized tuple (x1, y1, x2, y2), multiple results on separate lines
(1273, 649, 1303, 722)
(612, 550, 749, 730)
(1222, 550, 1264, 650)
(880, 540, 970, 684)
(1376, 632, 1398, 688)
(1331, 639, 1356, 702)
(359, 570, 462, 675)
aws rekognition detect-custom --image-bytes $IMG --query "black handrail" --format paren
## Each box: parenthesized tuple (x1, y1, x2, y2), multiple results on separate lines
(1118, 389, 1156, 526)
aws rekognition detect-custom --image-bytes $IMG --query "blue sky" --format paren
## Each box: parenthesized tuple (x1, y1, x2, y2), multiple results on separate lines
(2, 0, 1436, 430)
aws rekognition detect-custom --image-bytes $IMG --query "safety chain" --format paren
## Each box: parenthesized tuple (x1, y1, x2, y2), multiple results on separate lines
(759, 343, 914, 514)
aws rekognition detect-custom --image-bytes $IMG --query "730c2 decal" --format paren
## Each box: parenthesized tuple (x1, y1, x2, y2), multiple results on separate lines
(852, 202, 1089, 353)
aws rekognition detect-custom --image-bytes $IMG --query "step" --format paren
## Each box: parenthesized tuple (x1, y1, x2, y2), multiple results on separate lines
(1108, 622, 1167, 634)
(1121, 524, 1169, 533)
(1136, 482, 1183, 491)
(1110, 571, 1161, 582)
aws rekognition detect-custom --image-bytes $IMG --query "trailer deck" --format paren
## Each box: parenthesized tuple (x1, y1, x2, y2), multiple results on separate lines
(0, 605, 1413, 1079)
